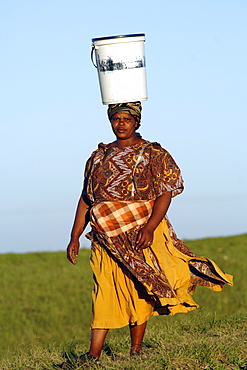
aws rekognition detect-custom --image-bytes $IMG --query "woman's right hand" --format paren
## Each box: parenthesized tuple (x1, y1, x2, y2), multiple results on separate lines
(67, 239, 80, 265)
(66, 197, 90, 265)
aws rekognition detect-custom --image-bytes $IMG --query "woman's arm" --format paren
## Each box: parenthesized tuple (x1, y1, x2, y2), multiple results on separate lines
(66, 197, 90, 264)
(136, 191, 172, 252)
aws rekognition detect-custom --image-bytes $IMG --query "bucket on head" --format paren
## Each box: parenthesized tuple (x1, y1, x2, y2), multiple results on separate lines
(91, 33, 148, 105)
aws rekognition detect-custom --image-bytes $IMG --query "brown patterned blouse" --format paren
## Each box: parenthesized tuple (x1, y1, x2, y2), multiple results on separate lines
(82, 140, 184, 205)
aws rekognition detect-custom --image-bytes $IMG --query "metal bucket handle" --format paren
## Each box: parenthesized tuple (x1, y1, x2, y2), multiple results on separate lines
(91, 45, 97, 68)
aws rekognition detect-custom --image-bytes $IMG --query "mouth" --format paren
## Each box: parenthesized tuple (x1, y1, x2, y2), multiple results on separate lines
(116, 129, 126, 133)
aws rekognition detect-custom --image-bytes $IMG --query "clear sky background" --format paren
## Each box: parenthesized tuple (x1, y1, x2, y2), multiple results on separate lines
(1, 0, 246, 254)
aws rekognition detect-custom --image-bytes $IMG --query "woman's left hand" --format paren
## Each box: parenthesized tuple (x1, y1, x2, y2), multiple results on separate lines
(136, 226, 154, 252)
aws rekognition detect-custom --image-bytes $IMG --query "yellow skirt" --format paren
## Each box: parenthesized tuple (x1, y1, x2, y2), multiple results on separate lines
(90, 219, 233, 329)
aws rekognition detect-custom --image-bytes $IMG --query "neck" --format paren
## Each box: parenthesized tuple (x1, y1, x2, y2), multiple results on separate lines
(115, 136, 143, 149)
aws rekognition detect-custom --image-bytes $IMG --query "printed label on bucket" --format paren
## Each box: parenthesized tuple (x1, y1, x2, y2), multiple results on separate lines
(97, 56, 146, 72)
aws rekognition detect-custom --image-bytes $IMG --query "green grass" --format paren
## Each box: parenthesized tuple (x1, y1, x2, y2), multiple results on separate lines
(0, 234, 246, 369)
(0, 250, 93, 349)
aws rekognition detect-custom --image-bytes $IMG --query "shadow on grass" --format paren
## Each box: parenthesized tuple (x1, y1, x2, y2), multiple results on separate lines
(48, 340, 118, 369)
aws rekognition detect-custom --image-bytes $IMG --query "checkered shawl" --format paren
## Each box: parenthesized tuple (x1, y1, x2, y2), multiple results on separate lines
(91, 200, 154, 237)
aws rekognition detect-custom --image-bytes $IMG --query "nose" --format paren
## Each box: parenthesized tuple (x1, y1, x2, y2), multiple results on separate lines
(118, 118, 125, 125)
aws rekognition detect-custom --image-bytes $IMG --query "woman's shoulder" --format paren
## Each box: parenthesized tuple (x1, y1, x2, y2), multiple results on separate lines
(145, 141, 169, 154)
(88, 142, 107, 157)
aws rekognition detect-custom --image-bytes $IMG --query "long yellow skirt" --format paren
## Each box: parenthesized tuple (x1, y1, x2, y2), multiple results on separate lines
(90, 219, 233, 329)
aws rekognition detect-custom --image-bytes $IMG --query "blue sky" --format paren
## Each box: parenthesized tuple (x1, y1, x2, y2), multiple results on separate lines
(1, 0, 246, 254)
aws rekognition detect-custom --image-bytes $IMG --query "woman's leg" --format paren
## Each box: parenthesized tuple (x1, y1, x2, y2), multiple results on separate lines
(89, 328, 109, 358)
(129, 321, 147, 354)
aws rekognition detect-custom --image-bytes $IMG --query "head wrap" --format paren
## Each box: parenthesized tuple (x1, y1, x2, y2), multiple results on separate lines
(107, 101, 142, 125)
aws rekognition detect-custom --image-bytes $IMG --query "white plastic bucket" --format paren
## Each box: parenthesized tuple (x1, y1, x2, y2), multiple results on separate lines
(91, 34, 147, 105)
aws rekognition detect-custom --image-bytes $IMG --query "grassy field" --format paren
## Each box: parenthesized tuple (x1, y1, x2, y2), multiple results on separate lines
(0, 234, 246, 369)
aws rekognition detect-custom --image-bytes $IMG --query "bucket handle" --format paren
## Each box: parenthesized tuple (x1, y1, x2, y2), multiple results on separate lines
(91, 45, 97, 68)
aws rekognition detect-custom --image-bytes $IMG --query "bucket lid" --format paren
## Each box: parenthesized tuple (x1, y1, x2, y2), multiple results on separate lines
(92, 33, 145, 42)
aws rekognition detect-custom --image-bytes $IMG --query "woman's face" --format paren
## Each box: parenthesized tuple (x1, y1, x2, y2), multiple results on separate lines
(111, 112, 137, 140)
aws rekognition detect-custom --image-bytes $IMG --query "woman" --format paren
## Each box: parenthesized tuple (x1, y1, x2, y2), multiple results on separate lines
(64, 102, 232, 365)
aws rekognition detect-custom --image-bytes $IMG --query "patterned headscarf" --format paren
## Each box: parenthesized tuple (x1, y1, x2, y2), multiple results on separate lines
(107, 101, 142, 124)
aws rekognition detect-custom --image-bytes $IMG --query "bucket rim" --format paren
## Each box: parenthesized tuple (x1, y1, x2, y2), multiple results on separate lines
(92, 33, 145, 42)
